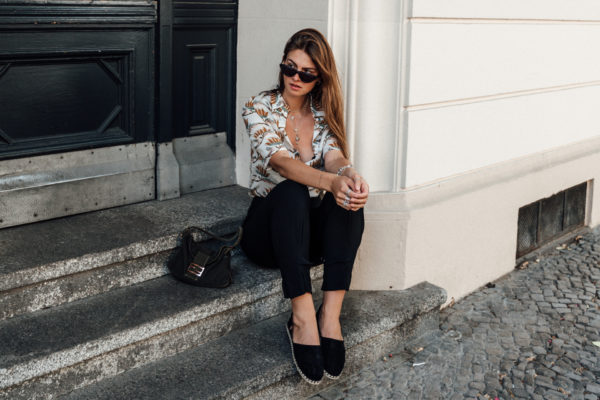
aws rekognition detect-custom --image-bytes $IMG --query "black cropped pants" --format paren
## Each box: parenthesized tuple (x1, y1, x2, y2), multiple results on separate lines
(241, 180, 365, 299)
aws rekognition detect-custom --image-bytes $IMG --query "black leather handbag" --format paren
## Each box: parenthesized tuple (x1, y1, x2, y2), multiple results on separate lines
(168, 226, 242, 288)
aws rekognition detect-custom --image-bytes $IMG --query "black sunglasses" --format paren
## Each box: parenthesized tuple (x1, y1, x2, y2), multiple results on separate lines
(279, 63, 319, 83)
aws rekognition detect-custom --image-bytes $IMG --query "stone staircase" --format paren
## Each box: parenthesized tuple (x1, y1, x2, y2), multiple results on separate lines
(0, 185, 446, 399)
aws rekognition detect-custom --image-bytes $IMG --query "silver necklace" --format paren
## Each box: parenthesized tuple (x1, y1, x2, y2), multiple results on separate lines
(289, 114, 301, 143)
(288, 101, 309, 143)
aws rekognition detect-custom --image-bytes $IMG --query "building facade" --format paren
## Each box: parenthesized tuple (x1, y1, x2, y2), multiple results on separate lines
(2, 0, 599, 304)
(236, 0, 600, 302)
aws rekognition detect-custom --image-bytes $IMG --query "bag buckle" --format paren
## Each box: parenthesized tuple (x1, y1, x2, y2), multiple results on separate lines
(186, 263, 206, 280)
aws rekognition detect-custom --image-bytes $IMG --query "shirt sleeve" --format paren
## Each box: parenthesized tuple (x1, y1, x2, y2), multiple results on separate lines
(322, 128, 341, 157)
(242, 96, 290, 169)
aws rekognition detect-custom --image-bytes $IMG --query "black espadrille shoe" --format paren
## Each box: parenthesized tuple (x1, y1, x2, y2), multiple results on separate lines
(317, 305, 345, 380)
(286, 314, 324, 385)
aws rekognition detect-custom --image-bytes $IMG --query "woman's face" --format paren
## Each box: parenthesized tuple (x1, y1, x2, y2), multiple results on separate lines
(282, 49, 319, 99)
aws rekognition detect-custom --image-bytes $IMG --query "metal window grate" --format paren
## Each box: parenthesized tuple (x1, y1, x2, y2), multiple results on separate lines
(516, 182, 587, 258)
(564, 183, 587, 230)
(539, 192, 564, 243)
(517, 202, 539, 256)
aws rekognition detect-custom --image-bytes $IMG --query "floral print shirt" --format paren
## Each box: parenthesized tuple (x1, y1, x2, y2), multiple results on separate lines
(242, 90, 340, 198)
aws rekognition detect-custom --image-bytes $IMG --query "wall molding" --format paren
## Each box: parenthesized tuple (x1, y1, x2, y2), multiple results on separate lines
(406, 80, 600, 112)
(327, 0, 407, 193)
(368, 135, 600, 212)
(0, 4, 156, 26)
(410, 17, 600, 25)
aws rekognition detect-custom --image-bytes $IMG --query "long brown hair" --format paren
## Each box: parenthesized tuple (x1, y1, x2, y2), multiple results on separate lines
(276, 28, 348, 158)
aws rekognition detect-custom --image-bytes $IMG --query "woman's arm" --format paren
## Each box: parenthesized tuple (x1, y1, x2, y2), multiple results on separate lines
(269, 152, 358, 210)
(242, 96, 288, 173)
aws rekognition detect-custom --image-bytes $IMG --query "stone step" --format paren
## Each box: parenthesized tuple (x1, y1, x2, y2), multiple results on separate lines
(0, 185, 250, 320)
(0, 251, 168, 321)
(0, 255, 323, 399)
(63, 283, 446, 400)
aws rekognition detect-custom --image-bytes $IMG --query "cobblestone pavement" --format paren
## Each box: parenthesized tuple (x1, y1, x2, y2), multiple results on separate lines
(310, 227, 600, 400)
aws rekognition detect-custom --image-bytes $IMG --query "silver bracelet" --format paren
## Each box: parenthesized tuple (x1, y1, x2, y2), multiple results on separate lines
(337, 164, 352, 176)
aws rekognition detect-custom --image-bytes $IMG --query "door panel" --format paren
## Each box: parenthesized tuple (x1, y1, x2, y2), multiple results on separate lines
(173, 26, 235, 138)
(0, 50, 133, 159)
(167, 0, 237, 148)
(156, 0, 238, 198)
(0, 6, 155, 160)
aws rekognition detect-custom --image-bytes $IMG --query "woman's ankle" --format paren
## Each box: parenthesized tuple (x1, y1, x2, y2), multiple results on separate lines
(291, 316, 320, 345)
(318, 308, 343, 341)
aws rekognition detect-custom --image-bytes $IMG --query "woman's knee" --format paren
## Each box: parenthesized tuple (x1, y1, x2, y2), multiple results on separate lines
(268, 180, 311, 208)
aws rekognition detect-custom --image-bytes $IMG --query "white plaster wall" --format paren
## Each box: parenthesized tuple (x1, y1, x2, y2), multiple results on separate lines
(352, 209, 408, 290)
(355, 136, 600, 301)
(235, 1, 600, 302)
(408, 23, 600, 105)
(235, 0, 329, 188)
(403, 148, 600, 301)
(403, 185, 518, 301)
(403, 2, 600, 188)
(327, 0, 406, 193)
(405, 85, 600, 187)
(412, 0, 600, 20)
(340, 0, 403, 193)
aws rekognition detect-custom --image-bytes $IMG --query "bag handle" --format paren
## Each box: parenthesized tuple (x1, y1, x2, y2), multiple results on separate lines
(183, 226, 243, 267)
(182, 226, 243, 247)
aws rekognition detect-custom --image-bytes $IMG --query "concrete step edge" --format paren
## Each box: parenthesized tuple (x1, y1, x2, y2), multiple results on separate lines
(0, 185, 250, 292)
(0, 218, 242, 293)
(0, 261, 323, 392)
(0, 250, 170, 321)
(59, 283, 446, 400)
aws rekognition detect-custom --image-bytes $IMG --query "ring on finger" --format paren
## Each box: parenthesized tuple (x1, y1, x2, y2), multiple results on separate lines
(346, 188, 351, 197)
(343, 198, 349, 207)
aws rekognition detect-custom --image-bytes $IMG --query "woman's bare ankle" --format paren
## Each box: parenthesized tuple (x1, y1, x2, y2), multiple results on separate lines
(290, 293, 319, 345)
(318, 308, 343, 341)
(291, 315, 320, 345)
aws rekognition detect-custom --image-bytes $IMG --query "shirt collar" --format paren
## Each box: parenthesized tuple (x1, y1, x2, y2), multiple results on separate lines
(273, 90, 325, 121)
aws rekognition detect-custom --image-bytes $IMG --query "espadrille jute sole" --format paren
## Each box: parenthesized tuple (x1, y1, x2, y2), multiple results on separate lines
(324, 370, 341, 380)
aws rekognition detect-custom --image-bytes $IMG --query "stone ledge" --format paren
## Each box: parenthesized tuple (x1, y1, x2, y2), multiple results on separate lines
(0, 185, 250, 292)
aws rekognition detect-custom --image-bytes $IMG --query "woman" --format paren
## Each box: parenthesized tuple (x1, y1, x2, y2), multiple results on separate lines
(240, 28, 369, 385)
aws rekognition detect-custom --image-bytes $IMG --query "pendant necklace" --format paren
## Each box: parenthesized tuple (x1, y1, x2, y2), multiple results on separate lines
(289, 101, 307, 144)
(290, 114, 300, 143)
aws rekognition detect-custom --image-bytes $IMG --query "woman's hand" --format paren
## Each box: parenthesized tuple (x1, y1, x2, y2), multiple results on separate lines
(331, 174, 369, 211)
(322, 150, 370, 211)
(349, 172, 369, 195)
(347, 172, 369, 211)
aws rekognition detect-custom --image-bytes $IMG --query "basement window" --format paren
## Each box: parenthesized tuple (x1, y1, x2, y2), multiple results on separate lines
(516, 182, 588, 258)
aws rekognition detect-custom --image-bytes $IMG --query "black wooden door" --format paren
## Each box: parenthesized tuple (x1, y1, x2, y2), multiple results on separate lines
(0, 4, 156, 160)
(0, 1, 238, 229)
(158, 0, 237, 148)
(0, 1, 237, 159)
